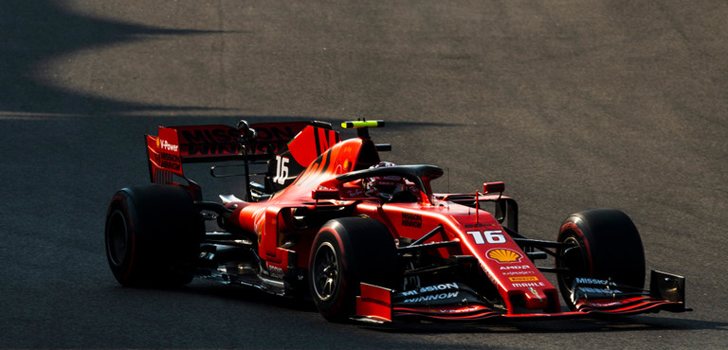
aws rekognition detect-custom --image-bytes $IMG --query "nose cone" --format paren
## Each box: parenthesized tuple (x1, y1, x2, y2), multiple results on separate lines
(507, 285, 560, 313)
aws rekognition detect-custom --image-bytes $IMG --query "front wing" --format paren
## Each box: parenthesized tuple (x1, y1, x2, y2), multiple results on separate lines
(354, 270, 688, 323)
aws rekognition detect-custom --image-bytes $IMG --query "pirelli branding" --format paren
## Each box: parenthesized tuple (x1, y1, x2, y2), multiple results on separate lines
(508, 276, 539, 282)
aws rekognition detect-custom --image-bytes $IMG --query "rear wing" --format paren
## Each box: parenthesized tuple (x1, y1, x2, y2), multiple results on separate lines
(146, 121, 311, 180)
(145, 120, 339, 190)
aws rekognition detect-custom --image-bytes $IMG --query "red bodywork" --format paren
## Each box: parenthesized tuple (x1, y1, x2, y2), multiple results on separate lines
(144, 120, 686, 323)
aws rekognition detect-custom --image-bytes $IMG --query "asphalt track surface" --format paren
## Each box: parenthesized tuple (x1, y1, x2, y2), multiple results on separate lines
(2, 1, 727, 349)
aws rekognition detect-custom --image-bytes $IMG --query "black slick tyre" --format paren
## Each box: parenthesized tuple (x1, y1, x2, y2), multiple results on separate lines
(105, 185, 202, 287)
(309, 217, 399, 322)
(555, 208, 645, 309)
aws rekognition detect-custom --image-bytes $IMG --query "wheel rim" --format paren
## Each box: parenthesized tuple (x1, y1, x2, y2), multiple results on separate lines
(107, 210, 129, 266)
(312, 242, 339, 302)
(558, 235, 587, 296)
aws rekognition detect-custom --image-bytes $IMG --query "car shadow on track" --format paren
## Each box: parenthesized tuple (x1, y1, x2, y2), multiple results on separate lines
(177, 280, 319, 313)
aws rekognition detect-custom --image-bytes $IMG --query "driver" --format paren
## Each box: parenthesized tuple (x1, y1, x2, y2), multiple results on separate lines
(364, 161, 419, 202)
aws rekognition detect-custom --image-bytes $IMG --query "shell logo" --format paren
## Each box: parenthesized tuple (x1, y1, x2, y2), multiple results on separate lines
(486, 248, 522, 263)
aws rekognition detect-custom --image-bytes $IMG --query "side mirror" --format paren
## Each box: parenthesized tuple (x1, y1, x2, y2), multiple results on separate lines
(312, 187, 339, 200)
(483, 181, 505, 194)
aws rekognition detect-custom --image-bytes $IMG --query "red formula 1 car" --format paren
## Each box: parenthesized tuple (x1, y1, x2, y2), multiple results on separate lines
(104, 119, 688, 323)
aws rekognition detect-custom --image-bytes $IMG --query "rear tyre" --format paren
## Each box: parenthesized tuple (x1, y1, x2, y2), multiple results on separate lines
(309, 217, 399, 322)
(556, 209, 645, 309)
(105, 185, 203, 287)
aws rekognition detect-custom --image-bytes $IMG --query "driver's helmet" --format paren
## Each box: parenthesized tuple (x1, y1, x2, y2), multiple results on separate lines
(364, 161, 405, 201)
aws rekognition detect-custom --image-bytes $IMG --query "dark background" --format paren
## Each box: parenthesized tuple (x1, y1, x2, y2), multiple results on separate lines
(1, 1, 726, 348)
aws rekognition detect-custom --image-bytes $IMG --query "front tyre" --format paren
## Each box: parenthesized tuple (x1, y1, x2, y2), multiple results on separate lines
(309, 217, 399, 322)
(555, 209, 645, 309)
(105, 185, 202, 287)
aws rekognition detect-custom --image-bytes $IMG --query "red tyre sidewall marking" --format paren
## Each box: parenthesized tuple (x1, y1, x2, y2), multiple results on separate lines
(563, 220, 593, 275)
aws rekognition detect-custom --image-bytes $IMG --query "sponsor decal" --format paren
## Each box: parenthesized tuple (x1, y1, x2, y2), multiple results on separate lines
(499, 264, 531, 270)
(179, 127, 240, 156)
(577, 287, 623, 296)
(502, 270, 535, 276)
(151, 136, 181, 172)
(400, 283, 459, 297)
(160, 139, 179, 152)
(402, 213, 422, 228)
(159, 153, 181, 170)
(403, 292, 459, 304)
(571, 278, 624, 301)
(184, 141, 239, 156)
(486, 248, 523, 263)
(180, 127, 239, 144)
(512, 282, 546, 288)
(574, 277, 617, 287)
(508, 276, 539, 282)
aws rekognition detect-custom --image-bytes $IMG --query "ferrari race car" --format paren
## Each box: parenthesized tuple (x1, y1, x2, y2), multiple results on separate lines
(104, 119, 688, 323)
